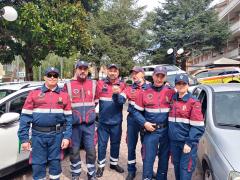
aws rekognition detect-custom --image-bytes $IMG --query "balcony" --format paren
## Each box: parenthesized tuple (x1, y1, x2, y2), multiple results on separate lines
(230, 20, 240, 32)
(225, 47, 240, 58)
(219, 0, 240, 20)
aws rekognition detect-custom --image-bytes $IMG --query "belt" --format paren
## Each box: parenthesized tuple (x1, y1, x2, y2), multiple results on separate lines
(153, 123, 167, 129)
(32, 123, 65, 133)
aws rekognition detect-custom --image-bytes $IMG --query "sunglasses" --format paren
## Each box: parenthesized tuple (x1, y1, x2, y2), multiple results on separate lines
(46, 73, 59, 78)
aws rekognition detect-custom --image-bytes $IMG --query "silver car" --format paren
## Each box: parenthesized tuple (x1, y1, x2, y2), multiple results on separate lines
(192, 84, 240, 180)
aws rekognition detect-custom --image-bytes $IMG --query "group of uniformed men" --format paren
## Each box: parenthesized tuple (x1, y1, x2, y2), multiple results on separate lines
(18, 59, 205, 180)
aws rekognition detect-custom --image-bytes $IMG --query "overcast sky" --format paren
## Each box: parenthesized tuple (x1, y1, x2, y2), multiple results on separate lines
(137, 0, 221, 13)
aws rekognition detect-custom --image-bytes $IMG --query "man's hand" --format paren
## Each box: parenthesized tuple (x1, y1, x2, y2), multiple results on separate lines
(144, 122, 156, 132)
(112, 85, 121, 94)
(183, 144, 191, 153)
(61, 139, 70, 149)
(22, 142, 31, 151)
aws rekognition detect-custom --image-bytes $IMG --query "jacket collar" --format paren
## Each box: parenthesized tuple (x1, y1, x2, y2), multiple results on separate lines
(41, 84, 60, 94)
(173, 92, 191, 102)
(151, 84, 164, 92)
(104, 77, 120, 85)
(132, 82, 148, 90)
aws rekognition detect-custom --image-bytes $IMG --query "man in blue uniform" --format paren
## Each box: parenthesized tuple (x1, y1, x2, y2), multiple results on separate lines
(18, 67, 72, 180)
(95, 64, 126, 177)
(63, 60, 97, 180)
(132, 66, 175, 180)
(112, 66, 148, 180)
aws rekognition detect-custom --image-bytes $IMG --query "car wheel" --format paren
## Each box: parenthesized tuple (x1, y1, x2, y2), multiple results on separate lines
(203, 163, 214, 180)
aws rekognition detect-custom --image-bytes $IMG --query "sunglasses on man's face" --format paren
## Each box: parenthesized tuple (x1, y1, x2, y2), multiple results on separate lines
(46, 73, 59, 78)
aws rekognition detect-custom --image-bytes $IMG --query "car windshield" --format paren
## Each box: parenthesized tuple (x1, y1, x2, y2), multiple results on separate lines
(214, 91, 240, 127)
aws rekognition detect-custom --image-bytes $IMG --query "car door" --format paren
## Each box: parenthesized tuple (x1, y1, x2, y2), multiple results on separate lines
(0, 92, 30, 171)
(192, 87, 207, 160)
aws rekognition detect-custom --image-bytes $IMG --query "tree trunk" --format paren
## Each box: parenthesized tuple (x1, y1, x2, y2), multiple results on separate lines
(24, 56, 34, 81)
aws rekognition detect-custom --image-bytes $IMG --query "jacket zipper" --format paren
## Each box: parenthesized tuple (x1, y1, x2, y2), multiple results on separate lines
(50, 91, 53, 113)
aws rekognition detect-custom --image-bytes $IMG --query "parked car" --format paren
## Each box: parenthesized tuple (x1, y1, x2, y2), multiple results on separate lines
(0, 85, 41, 177)
(142, 64, 182, 72)
(192, 84, 240, 180)
(192, 66, 240, 84)
(0, 82, 44, 100)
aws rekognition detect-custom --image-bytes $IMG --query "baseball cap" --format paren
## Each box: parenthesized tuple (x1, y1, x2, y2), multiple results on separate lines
(130, 66, 144, 74)
(75, 60, 89, 68)
(153, 66, 167, 76)
(107, 64, 119, 69)
(44, 67, 60, 76)
(175, 74, 189, 84)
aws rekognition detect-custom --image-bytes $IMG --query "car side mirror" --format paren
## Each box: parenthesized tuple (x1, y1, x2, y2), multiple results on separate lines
(0, 112, 20, 124)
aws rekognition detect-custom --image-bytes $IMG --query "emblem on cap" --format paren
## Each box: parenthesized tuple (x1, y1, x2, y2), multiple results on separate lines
(51, 67, 54, 71)
(180, 75, 183, 79)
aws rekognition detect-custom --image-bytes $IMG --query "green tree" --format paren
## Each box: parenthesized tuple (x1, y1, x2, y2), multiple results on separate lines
(83, 0, 150, 76)
(149, 0, 230, 68)
(0, 0, 92, 80)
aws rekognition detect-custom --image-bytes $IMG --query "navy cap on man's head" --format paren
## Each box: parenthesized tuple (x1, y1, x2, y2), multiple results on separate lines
(175, 74, 189, 84)
(107, 64, 119, 69)
(130, 66, 144, 74)
(44, 67, 60, 76)
(153, 66, 167, 76)
(75, 60, 89, 69)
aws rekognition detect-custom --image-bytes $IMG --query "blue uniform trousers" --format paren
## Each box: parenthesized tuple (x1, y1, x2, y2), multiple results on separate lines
(31, 130, 63, 180)
(141, 128, 169, 180)
(127, 114, 143, 176)
(97, 123, 122, 167)
(170, 141, 198, 180)
(69, 123, 96, 177)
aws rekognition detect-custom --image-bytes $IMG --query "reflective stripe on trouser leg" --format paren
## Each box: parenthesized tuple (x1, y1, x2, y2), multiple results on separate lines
(70, 126, 82, 177)
(97, 158, 106, 168)
(110, 156, 119, 165)
(127, 119, 140, 174)
(97, 124, 110, 168)
(109, 123, 122, 165)
(86, 148, 96, 176)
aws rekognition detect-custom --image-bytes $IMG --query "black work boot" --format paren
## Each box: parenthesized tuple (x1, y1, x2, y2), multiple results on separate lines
(126, 173, 135, 180)
(96, 167, 104, 177)
(110, 164, 124, 173)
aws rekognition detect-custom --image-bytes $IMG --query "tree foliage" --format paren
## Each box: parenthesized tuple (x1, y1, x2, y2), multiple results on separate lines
(83, 0, 150, 76)
(148, 0, 230, 67)
(0, 0, 93, 80)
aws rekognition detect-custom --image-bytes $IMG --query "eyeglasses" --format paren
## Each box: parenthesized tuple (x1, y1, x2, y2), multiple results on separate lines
(46, 73, 59, 78)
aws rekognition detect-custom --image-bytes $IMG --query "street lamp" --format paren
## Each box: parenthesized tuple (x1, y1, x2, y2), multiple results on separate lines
(167, 48, 184, 65)
(0, 6, 18, 21)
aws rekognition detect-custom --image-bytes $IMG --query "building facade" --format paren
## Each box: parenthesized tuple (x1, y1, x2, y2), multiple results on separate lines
(187, 0, 240, 73)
